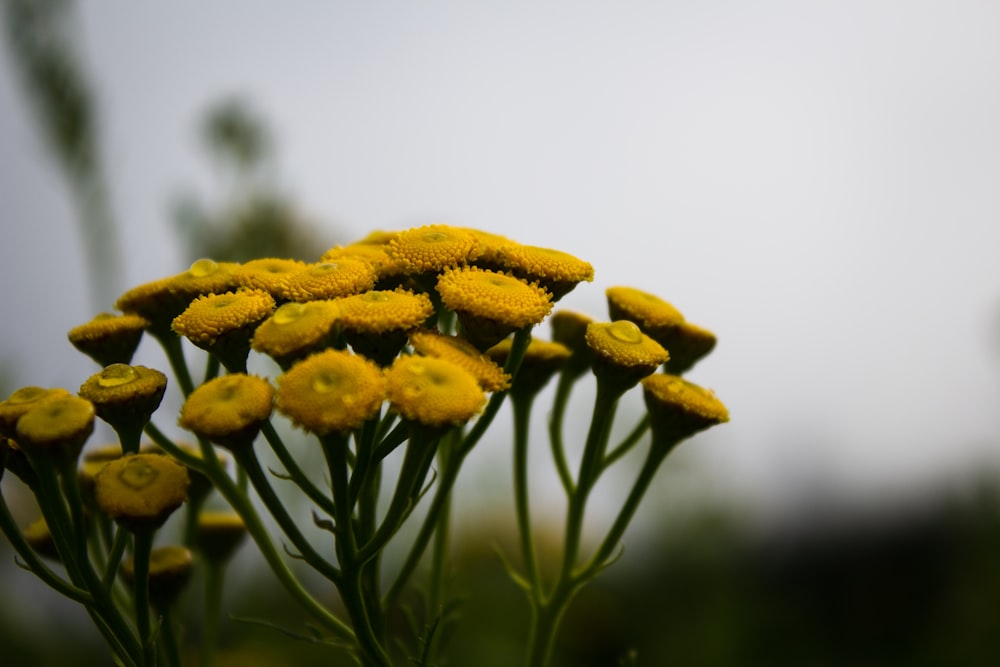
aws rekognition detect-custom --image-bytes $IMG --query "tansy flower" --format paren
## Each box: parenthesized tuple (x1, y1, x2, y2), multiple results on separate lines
(0, 386, 71, 438)
(385, 355, 486, 429)
(336, 290, 435, 365)
(251, 300, 342, 369)
(605, 286, 684, 333)
(641, 374, 729, 445)
(585, 320, 669, 393)
(321, 244, 402, 282)
(494, 244, 594, 301)
(436, 266, 553, 350)
(234, 258, 308, 296)
(487, 337, 570, 399)
(410, 329, 511, 392)
(387, 224, 481, 275)
(122, 545, 194, 611)
(461, 227, 514, 265)
(93, 453, 189, 530)
(195, 511, 247, 563)
(276, 259, 377, 302)
(140, 442, 226, 506)
(276, 349, 386, 435)
(549, 310, 596, 378)
(16, 394, 95, 463)
(115, 259, 240, 334)
(662, 321, 718, 375)
(78, 365, 167, 448)
(68, 312, 149, 366)
(172, 289, 275, 347)
(178, 374, 275, 450)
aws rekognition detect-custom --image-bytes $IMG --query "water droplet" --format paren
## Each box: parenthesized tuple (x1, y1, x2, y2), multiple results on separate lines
(423, 232, 448, 243)
(273, 303, 306, 325)
(407, 361, 427, 376)
(311, 371, 340, 394)
(315, 263, 338, 274)
(189, 258, 219, 277)
(608, 321, 643, 344)
(363, 291, 390, 302)
(118, 461, 158, 490)
(211, 296, 236, 309)
(98, 364, 139, 387)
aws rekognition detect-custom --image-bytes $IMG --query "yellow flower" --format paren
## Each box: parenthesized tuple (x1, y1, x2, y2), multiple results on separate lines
(276, 259, 377, 302)
(115, 259, 240, 333)
(461, 227, 514, 265)
(172, 289, 275, 347)
(385, 355, 486, 428)
(93, 453, 189, 530)
(141, 441, 226, 505)
(78, 365, 167, 442)
(663, 321, 718, 375)
(251, 300, 342, 369)
(410, 329, 511, 392)
(549, 309, 595, 378)
(387, 224, 481, 274)
(68, 312, 149, 366)
(0, 386, 71, 439)
(234, 258, 309, 296)
(16, 394, 95, 463)
(336, 289, 434, 335)
(494, 244, 594, 301)
(275, 349, 386, 435)
(436, 266, 553, 349)
(321, 244, 402, 282)
(122, 545, 194, 610)
(605, 286, 684, 331)
(178, 374, 275, 450)
(585, 320, 669, 391)
(487, 337, 570, 398)
(194, 510, 247, 563)
(641, 374, 729, 444)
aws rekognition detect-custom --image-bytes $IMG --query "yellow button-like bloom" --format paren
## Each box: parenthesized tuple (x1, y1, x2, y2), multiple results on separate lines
(172, 289, 276, 347)
(387, 224, 481, 274)
(116, 259, 240, 332)
(234, 258, 308, 296)
(585, 320, 669, 390)
(461, 227, 513, 265)
(641, 374, 729, 443)
(78, 365, 168, 442)
(251, 300, 342, 368)
(68, 312, 149, 367)
(410, 329, 511, 392)
(385, 355, 486, 428)
(16, 394, 96, 462)
(663, 320, 718, 375)
(321, 244, 402, 282)
(337, 289, 434, 335)
(122, 545, 194, 610)
(179, 374, 275, 450)
(436, 266, 553, 349)
(487, 337, 570, 398)
(495, 244, 594, 301)
(605, 286, 684, 331)
(195, 511, 247, 563)
(276, 259, 377, 302)
(93, 453, 189, 530)
(275, 349, 386, 435)
(0, 386, 71, 438)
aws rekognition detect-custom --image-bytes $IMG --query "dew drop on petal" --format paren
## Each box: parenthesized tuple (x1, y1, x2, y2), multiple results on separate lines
(98, 364, 139, 388)
(273, 303, 306, 325)
(189, 258, 219, 277)
(311, 371, 340, 394)
(118, 461, 158, 490)
(608, 320, 643, 344)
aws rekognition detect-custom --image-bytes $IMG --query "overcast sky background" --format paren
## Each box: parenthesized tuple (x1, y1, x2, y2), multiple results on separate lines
(2, 1, 1000, 529)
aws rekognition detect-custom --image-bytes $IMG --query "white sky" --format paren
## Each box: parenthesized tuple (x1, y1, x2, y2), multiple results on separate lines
(2, 1, 1000, 525)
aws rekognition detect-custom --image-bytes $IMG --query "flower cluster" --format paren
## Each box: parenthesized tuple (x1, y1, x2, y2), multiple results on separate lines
(0, 224, 727, 667)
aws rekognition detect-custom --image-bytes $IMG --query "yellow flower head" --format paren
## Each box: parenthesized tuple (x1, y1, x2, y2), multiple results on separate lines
(195, 510, 247, 563)
(93, 453, 189, 530)
(606, 286, 684, 331)
(78, 365, 167, 441)
(122, 545, 194, 611)
(641, 374, 729, 444)
(234, 258, 309, 295)
(321, 244, 402, 281)
(0, 386, 71, 439)
(461, 227, 514, 265)
(487, 337, 570, 398)
(337, 289, 435, 335)
(549, 309, 595, 377)
(251, 300, 342, 369)
(436, 266, 553, 349)
(385, 355, 486, 428)
(116, 259, 240, 333)
(585, 320, 669, 392)
(141, 441, 226, 505)
(387, 225, 481, 274)
(410, 329, 511, 392)
(663, 321, 718, 375)
(179, 374, 275, 450)
(16, 394, 95, 463)
(1, 435, 34, 487)
(276, 259, 377, 302)
(276, 349, 386, 435)
(68, 312, 149, 367)
(172, 289, 275, 347)
(495, 244, 594, 301)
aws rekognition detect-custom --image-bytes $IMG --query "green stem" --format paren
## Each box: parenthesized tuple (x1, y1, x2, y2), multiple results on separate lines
(601, 415, 650, 472)
(547, 372, 577, 496)
(102, 525, 130, 589)
(159, 606, 182, 667)
(131, 528, 155, 667)
(154, 332, 196, 397)
(512, 394, 542, 595)
(261, 420, 336, 517)
(201, 560, 225, 667)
